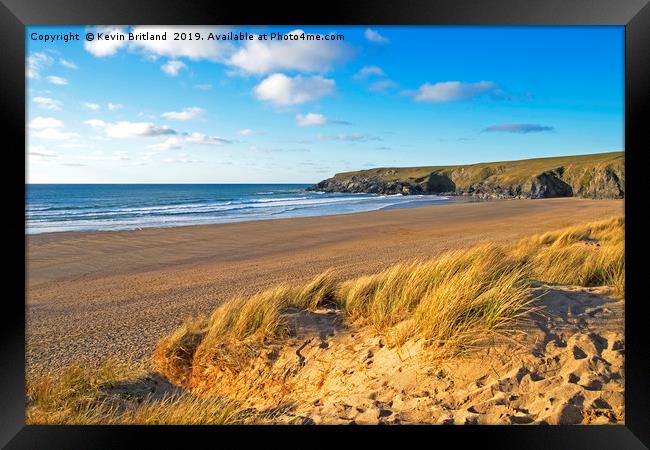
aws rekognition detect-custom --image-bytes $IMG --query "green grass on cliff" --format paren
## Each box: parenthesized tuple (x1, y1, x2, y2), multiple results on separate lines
(332, 151, 624, 188)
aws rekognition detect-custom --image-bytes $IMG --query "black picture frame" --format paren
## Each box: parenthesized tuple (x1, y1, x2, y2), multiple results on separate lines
(2, 0, 648, 447)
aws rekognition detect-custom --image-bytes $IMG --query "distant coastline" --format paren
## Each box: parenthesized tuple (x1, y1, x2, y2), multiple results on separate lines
(308, 151, 624, 200)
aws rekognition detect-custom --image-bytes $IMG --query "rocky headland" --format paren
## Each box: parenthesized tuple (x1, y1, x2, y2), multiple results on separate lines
(308, 152, 624, 200)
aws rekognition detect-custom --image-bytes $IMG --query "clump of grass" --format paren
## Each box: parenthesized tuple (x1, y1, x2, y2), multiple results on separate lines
(512, 216, 624, 293)
(338, 243, 534, 351)
(153, 317, 209, 387)
(114, 393, 255, 425)
(172, 271, 338, 378)
(337, 260, 434, 330)
(159, 247, 535, 385)
(27, 359, 143, 424)
(410, 264, 532, 352)
(197, 270, 338, 345)
(607, 253, 625, 297)
(157, 216, 624, 387)
(26, 359, 256, 425)
(337, 244, 531, 344)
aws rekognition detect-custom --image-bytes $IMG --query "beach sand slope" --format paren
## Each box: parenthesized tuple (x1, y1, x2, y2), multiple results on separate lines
(180, 284, 623, 425)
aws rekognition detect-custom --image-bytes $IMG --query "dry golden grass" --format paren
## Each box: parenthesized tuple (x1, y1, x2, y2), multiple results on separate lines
(203, 270, 338, 342)
(512, 216, 624, 296)
(26, 359, 257, 424)
(338, 244, 533, 351)
(154, 271, 338, 386)
(29, 216, 624, 424)
(153, 317, 208, 387)
(156, 216, 624, 382)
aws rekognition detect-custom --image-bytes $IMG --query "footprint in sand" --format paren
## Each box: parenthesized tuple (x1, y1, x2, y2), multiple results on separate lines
(572, 346, 588, 359)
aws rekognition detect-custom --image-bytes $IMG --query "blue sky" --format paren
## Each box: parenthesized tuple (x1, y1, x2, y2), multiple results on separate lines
(26, 26, 624, 183)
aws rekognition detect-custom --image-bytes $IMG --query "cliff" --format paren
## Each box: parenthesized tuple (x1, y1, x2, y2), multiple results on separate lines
(307, 152, 624, 199)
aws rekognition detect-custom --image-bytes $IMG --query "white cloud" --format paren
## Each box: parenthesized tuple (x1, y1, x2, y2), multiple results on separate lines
(59, 58, 78, 69)
(368, 79, 398, 93)
(81, 26, 349, 81)
(147, 137, 183, 150)
(194, 84, 212, 91)
(137, 111, 156, 119)
(107, 102, 123, 111)
(81, 102, 101, 110)
(84, 26, 128, 57)
(106, 122, 176, 138)
(254, 73, 335, 106)
(84, 120, 176, 138)
(129, 26, 233, 62)
(185, 132, 229, 145)
(409, 81, 498, 102)
(296, 113, 328, 127)
(84, 119, 107, 129)
(33, 128, 80, 141)
(161, 60, 186, 76)
(46, 76, 68, 85)
(364, 28, 389, 44)
(29, 117, 64, 129)
(353, 66, 385, 80)
(33, 97, 62, 111)
(147, 132, 229, 150)
(238, 128, 254, 136)
(26, 52, 53, 79)
(85, 119, 231, 149)
(161, 107, 205, 121)
(227, 29, 350, 75)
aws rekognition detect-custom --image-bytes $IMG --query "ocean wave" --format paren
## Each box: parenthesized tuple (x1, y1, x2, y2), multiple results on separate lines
(26, 191, 452, 234)
(28, 195, 399, 220)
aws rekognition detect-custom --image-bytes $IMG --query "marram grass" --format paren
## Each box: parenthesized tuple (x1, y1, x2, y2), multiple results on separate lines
(158, 216, 624, 382)
(26, 359, 257, 424)
(28, 216, 624, 424)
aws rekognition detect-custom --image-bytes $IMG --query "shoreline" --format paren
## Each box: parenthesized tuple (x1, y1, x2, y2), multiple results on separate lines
(27, 197, 623, 376)
(26, 194, 589, 239)
(26, 191, 473, 237)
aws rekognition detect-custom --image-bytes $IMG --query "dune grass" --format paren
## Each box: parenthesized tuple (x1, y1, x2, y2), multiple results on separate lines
(154, 271, 339, 385)
(512, 216, 624, 295)
(155, 216, 624, 385)
(156, 244, 534, 385)
(26, 359, 256, 424)
(29, 216, 624, 424)
(338, 245, 525, 329)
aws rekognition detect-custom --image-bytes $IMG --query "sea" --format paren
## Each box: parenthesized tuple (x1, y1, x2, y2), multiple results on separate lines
(26, 184, 456, 234)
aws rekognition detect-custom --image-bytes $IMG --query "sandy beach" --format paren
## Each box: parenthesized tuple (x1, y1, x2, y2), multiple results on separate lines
(26, 198, 623, 376)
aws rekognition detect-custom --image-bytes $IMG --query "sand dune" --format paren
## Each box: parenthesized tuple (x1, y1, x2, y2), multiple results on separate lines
(242, 285, 623, 425)
(26, 198, 623, 376)
(69, 285, 622, 425)
(120, 285, 619, 425)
